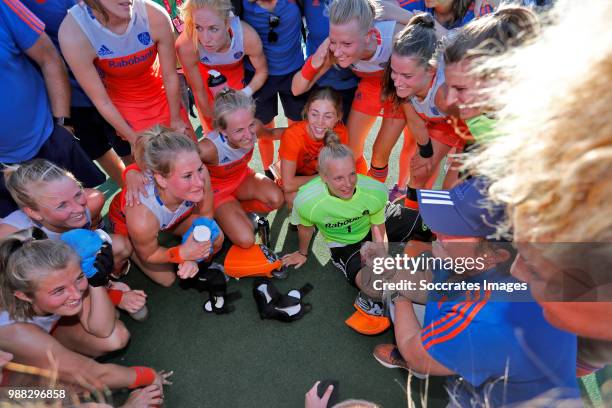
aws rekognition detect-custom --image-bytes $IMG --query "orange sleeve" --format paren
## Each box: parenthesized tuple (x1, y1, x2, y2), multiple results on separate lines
(279, 122, 305, 162)
(335, 123, 350, 145)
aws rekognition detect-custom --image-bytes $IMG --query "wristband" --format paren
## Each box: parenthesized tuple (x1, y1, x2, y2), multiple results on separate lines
(122, 163, 142, 184)
(298, 250, 308, 258)
(107, 288, 124, 306)
(301, 57, 319, 81)
(242, 85, 254, 97)
(417, 139, 434, 158)
(128, 366, 157, 389)
(167, 246, 184, 264)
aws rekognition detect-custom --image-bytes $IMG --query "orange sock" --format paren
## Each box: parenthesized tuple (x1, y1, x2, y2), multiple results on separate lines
(367, 165, 388, 183)
(404, 187, 419, 209)
(241, 199, 273, 213)
(404, 198, 419, 209)
(258, 121, 276, 169)
(258, 138, 274, 169)
(355, 156, 368, 175)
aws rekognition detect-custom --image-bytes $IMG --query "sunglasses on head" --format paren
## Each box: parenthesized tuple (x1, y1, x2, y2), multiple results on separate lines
(268, 14, 280, 43)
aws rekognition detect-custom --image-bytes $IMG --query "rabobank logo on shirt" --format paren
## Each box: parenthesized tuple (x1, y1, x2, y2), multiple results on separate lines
(138, 32, 152, 46)
(107, 49, 155, 68)
(233, 51, 244, 60)
(432, 106, 440, 116)
(221, 157, 231, 164)
(97, 45, 114, 56)
(201, 56, 210, 63)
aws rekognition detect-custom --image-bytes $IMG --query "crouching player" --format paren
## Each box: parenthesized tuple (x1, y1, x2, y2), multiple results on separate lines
(109, 127, 224, 288)
(0, 229, 171, 395)
(0, 160, 145, 320)
(283, 141, 432, 334)
(198, 89, 284, 249)
(372, 179, 580, 406)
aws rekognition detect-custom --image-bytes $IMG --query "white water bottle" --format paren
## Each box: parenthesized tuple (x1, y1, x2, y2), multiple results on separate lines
(193, 225, 211, 243)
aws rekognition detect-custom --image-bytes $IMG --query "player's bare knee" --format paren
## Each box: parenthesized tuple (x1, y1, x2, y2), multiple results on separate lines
(267, 191, 284, 210)
(234, 233, 255, 249)
(87, 189, 106, 214)
(157, 274, 176, 287)
(104, 320, 130, 352)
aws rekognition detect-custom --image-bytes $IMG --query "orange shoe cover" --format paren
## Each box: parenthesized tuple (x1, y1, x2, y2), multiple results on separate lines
(224, 244, 283, 279)
(345, 305, 391, 335)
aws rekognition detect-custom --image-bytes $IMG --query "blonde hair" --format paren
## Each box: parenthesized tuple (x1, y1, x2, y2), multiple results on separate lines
(323, 129, 341, 146)
(0, 228, 78, 320)
(213, 89, 256, 130)
(181, 0, 233, 51)
(469, 0, 612, 242)
(318, 130, 354, 174)
(3, 159, 79, 210)
(138, 126, 199, 177)
(329, 0, 375, 34)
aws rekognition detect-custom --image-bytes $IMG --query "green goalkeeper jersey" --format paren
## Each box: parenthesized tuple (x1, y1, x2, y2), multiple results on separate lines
(291, 175, 388, 246)
(466, 113, 499, 144)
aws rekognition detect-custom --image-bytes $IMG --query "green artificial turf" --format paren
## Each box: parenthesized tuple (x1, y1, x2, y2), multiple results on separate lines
(98, 111, 609, 407)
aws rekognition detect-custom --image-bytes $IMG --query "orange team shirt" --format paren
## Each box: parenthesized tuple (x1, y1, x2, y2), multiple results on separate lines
(68, 0, 172, 133)
(279, 121, 349, 176)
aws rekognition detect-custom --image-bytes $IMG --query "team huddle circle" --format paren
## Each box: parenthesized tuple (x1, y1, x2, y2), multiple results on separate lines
(0, 0, 610, 407)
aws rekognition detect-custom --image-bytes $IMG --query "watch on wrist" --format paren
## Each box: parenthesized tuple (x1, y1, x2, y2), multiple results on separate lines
(54, 116, 73, 127)
(298, 250, 308, 258)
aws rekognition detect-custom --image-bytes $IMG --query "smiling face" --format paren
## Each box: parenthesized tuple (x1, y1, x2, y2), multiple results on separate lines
(329, 20, 370, 68)
(19, 258, 88, 317)
(96, 0, 134, 21)
(390, 54, 433, 99)
(157, 151, 206, 203)
(306, 99, 340, 140)
(24, 177, 88, 233)
(444, 60, 482, 119)
(193, 6, 229, 53)
(320, 156, 357, 200)
(220, 107, 256, 150)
